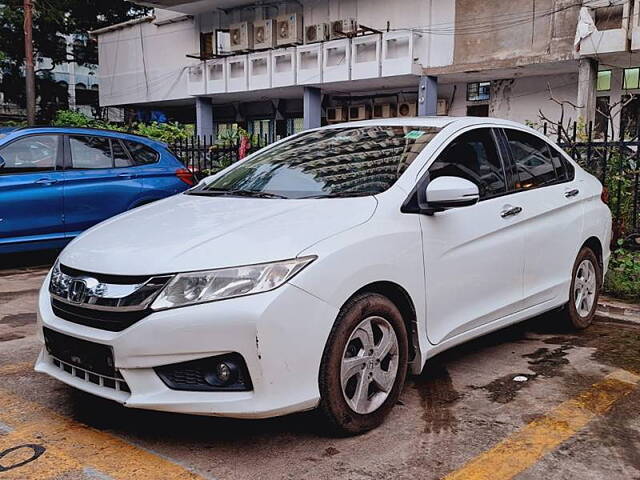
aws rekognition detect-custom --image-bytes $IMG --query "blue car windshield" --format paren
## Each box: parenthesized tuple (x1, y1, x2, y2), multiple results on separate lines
(190, 126, 441, 199)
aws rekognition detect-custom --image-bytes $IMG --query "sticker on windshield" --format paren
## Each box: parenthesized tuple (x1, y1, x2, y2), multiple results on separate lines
(404, 130, 425, 140)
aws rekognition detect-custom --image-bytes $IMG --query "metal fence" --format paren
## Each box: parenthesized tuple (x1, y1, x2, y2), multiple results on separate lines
(545, 121, 639, 237)
(169, 135, 272, 178)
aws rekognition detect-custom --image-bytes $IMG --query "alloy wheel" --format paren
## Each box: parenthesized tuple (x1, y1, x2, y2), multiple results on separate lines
(340, 315, 399, 414)
(574, 259, 597, 317)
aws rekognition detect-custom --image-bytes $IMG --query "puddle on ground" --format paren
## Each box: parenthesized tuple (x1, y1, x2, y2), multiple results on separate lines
(473, 345, 573, 404)
(544, 321, 640, 375)
(412, 360, 461, 433)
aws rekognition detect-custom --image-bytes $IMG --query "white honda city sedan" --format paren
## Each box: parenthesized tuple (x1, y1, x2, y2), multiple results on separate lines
(36, 117, 611, 434)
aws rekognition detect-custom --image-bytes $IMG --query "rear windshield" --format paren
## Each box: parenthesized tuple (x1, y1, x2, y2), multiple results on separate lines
(193, 126, 441, 199)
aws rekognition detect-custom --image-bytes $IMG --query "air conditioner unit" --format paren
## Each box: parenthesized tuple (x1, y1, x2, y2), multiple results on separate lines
(349, 105, 370, 121)
(397, 102, 417, 117)
(253, 19, 276, 50)
(372, 103, 396, 119)
(326, 106, 347, 123)
(276, 13, 303, 46)
(330, 18, 358, 40)
(437, 98, 448, 116)
(305, 23, 329, 44)
(230, 22, 253, 52)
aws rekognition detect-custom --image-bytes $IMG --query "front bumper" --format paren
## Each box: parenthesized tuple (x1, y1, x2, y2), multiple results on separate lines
(35, 273, 338, 419)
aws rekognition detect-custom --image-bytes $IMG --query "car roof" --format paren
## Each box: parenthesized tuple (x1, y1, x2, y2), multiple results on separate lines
(320, 116, 533, 130)
(3, 126, 164, 146)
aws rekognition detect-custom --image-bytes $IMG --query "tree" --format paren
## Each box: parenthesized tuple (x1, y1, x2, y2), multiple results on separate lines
(0, 0, 149, 120)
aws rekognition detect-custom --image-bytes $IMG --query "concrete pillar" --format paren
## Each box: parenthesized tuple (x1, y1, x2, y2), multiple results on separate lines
(418, 75, 438, 116)
(577, 58, 598, 126)
(195, 97, 214, 137)
(303, 87, 322, 130)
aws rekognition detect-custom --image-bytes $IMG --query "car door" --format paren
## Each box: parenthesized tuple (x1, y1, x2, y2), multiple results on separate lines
(419, 127, 526, 345)
(63, 134, 143, 237)
(0, 134, 64, 249)
(500, 128, 584, 309)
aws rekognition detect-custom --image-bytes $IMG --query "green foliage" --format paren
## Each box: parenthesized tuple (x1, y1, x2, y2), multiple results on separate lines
(52, 109, 193, 144)
(604, 240, 640, 302)
(134, 122, 194, 143)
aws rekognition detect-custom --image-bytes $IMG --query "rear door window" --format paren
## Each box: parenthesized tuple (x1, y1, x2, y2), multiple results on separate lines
(123, 140, 159, 165)
(69, 136, 113, 169)
(0, 135, 59, 174)
(112, 139, 133, 168)
(505, 129, 558, 189)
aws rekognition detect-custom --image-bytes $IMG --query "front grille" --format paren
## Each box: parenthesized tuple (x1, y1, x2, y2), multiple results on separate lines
(43, 327, 131, 394)
(49, 264, 171, 332)
(51, 357, 131, 393)
(51, 298, 151, 332)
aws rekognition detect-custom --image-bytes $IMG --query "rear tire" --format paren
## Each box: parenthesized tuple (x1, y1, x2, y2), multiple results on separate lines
(318, 293, 408, 436)
(563, 247, 601, 329)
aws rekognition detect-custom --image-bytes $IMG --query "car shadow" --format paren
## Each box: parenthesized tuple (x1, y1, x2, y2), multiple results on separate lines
(0, 249, 60, 272)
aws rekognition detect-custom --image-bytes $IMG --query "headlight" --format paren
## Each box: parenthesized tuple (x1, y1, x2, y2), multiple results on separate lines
(150, 256, 316, 310)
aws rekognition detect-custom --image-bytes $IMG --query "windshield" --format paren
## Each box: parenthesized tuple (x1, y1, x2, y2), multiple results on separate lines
(190, 126, 441, 199)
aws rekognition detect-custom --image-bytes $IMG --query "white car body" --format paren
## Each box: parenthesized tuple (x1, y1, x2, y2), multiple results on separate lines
(35, 117, 612, 419)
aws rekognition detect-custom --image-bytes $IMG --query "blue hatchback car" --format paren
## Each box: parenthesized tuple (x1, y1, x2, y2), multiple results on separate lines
(0, 127, 193, 254)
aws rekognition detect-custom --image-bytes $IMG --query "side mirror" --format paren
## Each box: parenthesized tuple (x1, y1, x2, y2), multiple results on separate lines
(425, 176, 479, 212)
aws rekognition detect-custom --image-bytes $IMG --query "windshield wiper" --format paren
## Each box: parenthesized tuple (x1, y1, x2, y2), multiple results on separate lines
(298, 192, 373, 199)
(187, 188, 288, 199)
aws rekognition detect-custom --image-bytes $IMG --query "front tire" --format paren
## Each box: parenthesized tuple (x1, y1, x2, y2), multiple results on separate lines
(563, 247, 601, 329)
(318, 293, 408, 435)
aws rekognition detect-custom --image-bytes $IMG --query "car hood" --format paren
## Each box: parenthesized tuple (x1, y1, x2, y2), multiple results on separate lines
(59, 193, 377, 275)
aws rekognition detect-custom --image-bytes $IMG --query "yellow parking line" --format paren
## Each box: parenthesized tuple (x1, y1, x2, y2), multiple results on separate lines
(444, 369, 640, 480)
(0, 387, 205, 479)
(0, 431, 81, 480)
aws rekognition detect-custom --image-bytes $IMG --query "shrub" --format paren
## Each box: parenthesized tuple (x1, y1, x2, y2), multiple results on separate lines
(51, 110, 193, 144)
(604, 240, 640, 302)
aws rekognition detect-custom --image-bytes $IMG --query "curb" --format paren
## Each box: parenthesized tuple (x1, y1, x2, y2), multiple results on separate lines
(597, 296, 640, 325)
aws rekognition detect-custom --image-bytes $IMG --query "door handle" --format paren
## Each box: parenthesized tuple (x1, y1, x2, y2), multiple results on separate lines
(35, 178, 58, 185)
(565, 189, 579, 198)
(501, 206, 523, 218)
(118, 173, 136, 179)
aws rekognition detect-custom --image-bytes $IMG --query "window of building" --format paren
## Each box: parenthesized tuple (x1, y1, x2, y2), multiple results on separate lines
(594, 96, 610, 138)
(467, 81, 491, 102)
(594, 5, 624, 31)
(621, 94, 640, 140)
(0, 135, 58, 174)
(429, 128, 506, 200)
(623, 68, 640, 89)
(597, 70, 612, 91)
(200, 32, 214, 58)
(505, 129, 558, 189)
(467, 104, 489, 117)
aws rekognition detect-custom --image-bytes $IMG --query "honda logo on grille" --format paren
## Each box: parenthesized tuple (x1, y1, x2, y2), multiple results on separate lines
(68, 279, 88, 304)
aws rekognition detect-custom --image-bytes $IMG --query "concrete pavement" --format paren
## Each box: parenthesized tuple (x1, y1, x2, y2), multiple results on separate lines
(1, 260, 639, 480)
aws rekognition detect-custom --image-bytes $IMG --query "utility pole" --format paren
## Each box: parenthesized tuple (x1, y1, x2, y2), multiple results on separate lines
(23, 0, 36, 125)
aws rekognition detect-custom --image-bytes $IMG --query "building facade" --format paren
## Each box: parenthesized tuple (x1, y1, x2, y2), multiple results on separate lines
(91, 0, 640, 139)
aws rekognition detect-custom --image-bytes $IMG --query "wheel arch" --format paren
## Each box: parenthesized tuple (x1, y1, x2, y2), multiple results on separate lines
(581, 236, 604, 279)
(350, 281, 421, 371)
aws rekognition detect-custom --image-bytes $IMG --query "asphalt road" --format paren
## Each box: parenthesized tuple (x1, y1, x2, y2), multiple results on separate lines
(1, 256, 639, 480)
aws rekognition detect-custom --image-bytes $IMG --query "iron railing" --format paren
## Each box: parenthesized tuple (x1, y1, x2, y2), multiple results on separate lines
(544, 121, 639, 237)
